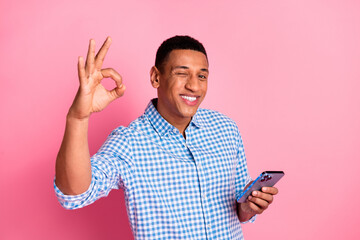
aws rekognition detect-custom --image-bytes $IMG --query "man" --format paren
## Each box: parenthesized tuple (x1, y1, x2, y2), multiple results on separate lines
(55, 35, 278, 239)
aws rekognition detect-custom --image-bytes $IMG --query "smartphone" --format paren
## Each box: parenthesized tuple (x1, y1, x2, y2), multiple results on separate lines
(237, 171, 284, 203)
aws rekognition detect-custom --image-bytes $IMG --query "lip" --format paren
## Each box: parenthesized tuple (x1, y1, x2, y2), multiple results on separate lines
(180, 94, 200, 106)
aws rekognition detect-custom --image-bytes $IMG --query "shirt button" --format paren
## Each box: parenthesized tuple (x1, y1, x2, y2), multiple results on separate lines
(207, 224, 212, 229)
(173, 129, 178, 134)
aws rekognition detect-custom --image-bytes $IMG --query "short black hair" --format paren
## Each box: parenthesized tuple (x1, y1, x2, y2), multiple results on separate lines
(155, 35, 207, 71)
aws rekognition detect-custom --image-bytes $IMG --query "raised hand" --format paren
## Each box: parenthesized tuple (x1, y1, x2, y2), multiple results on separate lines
(68, 37, 126, 120)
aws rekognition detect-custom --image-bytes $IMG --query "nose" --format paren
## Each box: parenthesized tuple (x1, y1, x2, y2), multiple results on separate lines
(185, 74, 200, 92)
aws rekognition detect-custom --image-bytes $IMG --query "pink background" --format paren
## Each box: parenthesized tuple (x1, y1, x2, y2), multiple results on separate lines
(1, 0, 359, 239)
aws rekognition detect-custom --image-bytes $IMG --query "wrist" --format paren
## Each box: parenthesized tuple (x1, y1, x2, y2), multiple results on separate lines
(66, 113, 90, 129)
(67, 108, 90, 122)
(237, 202, 256, 222)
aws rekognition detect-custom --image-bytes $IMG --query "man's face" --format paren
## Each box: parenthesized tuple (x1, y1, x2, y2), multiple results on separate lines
(153, 49, 209, 126)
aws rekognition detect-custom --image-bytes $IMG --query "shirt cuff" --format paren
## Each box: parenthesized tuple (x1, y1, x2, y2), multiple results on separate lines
(238, 177, 257, 224)
(53, 177, 95, 209)
(240, 214, 257, 224)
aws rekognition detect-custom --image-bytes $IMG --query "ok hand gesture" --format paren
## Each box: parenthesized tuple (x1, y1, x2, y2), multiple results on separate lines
(68, 37, 125, 120)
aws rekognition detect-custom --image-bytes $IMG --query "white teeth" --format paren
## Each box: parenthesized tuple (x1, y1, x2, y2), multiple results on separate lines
(181, 95, 197, 102)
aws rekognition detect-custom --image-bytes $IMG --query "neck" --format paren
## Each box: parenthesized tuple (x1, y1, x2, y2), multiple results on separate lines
(153, 99, 191, 136)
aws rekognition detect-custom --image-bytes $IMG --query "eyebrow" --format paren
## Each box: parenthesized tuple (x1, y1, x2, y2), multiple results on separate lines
(172, 65, 209, 73)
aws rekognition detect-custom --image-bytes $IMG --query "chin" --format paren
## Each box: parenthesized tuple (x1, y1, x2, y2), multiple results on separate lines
(180, 108, 198, 118)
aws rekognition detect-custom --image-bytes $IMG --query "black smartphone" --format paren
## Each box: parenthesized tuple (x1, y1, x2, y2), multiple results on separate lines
(237, 171, 284, 203)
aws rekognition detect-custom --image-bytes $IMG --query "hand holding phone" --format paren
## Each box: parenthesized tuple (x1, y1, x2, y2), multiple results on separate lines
(237, 171, 284, 203)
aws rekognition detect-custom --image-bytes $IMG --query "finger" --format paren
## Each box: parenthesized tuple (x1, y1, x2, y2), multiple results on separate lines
(248, 195, 269, 210)
(95, 37, 112, 69)
(85, 39, 96, 74)
(261, 187, 279, 195)
(247, 201, 264, 215)
(109, 84, 126, 100)
(101, 68, 126, 99)
(101, 68, 123, 87)
(77, 56, 86, 85)
(252, 190, 274, 203)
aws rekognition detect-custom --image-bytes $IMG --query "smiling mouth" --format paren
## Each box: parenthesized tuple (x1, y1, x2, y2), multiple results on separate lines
(181, 95, 197, 102)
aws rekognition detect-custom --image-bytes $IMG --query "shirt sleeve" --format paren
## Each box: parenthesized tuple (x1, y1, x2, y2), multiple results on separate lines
(234, 129, 251, 197)
(54, 127, 133, 210)
(234, 127, 256, 223)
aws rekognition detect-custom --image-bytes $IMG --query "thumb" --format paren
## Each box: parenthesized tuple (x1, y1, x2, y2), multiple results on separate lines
(109, 84, 126, 101)
(100, 68, 126, 101)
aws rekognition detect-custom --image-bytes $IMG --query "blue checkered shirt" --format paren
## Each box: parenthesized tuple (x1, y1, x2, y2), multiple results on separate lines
(55, 99, 254, 239)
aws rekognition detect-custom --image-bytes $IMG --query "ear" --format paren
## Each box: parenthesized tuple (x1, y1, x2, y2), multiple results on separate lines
(150, 66, 160, 88)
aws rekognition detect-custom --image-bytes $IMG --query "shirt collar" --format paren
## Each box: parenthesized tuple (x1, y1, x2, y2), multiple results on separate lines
(190, 110, 204, 128)
(144, 98, 204, 137)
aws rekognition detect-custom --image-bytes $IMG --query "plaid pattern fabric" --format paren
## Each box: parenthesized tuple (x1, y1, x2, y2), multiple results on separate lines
(55, 99, 254, 240)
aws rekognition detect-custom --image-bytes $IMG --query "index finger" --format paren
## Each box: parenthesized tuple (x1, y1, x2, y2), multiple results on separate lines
(95, 36, 112, 69)
(261, 187, 279, 195)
